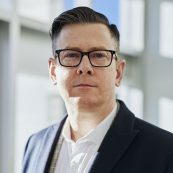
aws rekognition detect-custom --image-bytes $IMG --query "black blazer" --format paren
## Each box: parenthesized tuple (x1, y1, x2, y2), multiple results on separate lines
(22, 100, 173, 173)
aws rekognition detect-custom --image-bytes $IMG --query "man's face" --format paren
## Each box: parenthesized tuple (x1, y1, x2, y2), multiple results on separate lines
(49, 23, 125, 110)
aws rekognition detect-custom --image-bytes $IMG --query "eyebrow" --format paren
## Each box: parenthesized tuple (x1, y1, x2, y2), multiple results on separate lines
(63, 46, 108, 51)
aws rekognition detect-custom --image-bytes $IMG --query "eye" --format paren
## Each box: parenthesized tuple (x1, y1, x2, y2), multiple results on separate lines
(91, 51, 107, 59)
(66, 53, 80, 58)
(61, 50, 81, 59)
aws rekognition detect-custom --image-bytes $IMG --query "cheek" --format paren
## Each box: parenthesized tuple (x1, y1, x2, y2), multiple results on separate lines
(56, 68, 74, 91)
(99, 70, 116, 93)
(104, 67, 116, 85)
(56, 69, 67, 86)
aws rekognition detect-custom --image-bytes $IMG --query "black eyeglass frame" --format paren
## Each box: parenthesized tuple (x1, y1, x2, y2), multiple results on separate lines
(55, 49, 118, 67)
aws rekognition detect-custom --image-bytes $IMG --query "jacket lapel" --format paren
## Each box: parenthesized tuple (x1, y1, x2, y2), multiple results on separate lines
(40, 116, 67, 173)
(89, 100, 139, 173)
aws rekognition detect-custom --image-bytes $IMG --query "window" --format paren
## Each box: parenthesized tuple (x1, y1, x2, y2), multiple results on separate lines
(14, 74, 66, 173)
(88, 0, 145, 55)
(119, 0, 144, 54)
(74, 0, 91, 7)
(18, 0, 50, 22)
(159, 97, 173, 133)
(92, 0, 119, 26)
(117, 85, 143, 119)
(64, 0, 74, 10)
(0, 0, 11, 10)
(160, 1, 173, 58)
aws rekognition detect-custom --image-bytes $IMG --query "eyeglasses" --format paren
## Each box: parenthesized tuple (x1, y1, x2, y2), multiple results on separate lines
(55, 49, 117, 67)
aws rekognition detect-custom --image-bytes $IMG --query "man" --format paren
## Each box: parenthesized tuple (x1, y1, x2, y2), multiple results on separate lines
(22, 6, 173, 173)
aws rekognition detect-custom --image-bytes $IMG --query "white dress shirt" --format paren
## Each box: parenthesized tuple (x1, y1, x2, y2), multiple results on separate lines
(55, 105, 118, 173)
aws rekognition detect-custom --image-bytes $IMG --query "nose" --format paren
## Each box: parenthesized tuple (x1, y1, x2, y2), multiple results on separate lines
(76, 55, 94, 75)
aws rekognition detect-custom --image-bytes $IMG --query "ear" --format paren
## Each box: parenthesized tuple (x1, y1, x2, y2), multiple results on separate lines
(115, 59, 126, 87)
(48, 58, 57, 85)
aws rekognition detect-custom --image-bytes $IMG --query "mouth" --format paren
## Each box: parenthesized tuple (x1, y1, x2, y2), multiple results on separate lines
(74, 83, 96, 88)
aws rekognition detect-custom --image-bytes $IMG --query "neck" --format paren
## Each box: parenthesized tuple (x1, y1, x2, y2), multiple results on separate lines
(65, 100, 117, 142)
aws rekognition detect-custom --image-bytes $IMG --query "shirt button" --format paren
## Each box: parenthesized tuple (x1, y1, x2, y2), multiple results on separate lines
(70, 160, 76, 167)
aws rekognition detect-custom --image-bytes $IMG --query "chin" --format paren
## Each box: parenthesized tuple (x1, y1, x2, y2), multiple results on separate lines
(69, 93, 97, 103)
(78, 96, 100, 108)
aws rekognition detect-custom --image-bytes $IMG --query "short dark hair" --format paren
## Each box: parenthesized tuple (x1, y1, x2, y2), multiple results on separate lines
(49, 6, 120, 54)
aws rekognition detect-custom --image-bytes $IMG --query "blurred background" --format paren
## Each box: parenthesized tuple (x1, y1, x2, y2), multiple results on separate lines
(0, 0, 173, 172)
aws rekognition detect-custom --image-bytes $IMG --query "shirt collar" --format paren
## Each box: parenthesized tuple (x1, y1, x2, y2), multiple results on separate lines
(62, 102, 119, 145)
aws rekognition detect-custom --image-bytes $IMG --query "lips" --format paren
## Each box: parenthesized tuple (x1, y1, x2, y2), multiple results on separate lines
(74, 83, 96, 87)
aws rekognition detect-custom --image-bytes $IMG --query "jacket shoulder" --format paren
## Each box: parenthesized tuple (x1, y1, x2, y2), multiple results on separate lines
(22, 116, 67, 173)
(28, 124, 58, 144)
(134, 117, 173, 152)
(135, 117, 173, 139)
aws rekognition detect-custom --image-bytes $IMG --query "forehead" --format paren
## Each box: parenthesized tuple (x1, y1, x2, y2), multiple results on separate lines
(55, 23, 116, 50)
